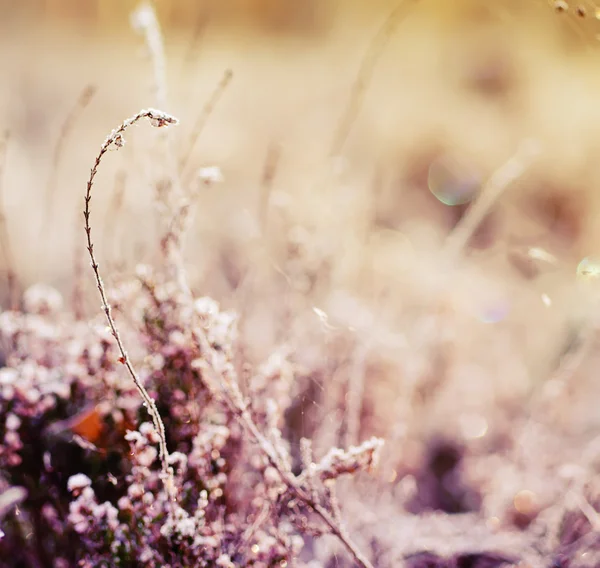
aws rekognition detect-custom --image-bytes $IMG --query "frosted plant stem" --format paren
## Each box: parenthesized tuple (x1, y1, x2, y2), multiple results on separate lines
(83, 109, 179, 500)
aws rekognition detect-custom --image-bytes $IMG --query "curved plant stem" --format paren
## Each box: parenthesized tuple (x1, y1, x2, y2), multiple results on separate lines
(83, 109, 179, 497)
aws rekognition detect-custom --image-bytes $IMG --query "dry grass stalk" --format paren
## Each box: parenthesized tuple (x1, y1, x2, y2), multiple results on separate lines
(83, 109, 179, 500)
(258, 141, 281, 233)
(179, 3, 212, 77)
(179, 68, 234, 181)
(329, 0, 421, 158)
(569, 489, 600, 530)
(444, 139, 540, 260)
(103, 169, 127, 265)
(159, 191, 195, 298)
(0, 131, 18, 310)
(513, 317, 597, 468)
(345, 340, 370, 447)
(131, 2, 168, 111)
(130, 2, 194, 297)
(71, 237, 85, 321)
(43, 84, 97, 235)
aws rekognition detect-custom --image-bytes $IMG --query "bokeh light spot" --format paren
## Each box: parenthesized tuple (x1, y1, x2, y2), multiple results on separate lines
(428, 154, 480, 206)
(577, 257, 600, 280)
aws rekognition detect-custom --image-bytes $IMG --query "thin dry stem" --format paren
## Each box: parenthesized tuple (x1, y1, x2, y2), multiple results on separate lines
(132, 2, 168, 111)
(258, 142, 281, 234)
(179, 68, 233, 181)
(160, 193, 194, 298)
(569, 489, 600, 530)
(444, 139, 540, 260)
(329, 0, 420, 158)
(43, 84, 97, 236)
(0, 131, 18, 310)
(83, 109, 178, 498)
(72, 237, 85, 321)
(179, 4, 212, 77)
(345, 341, 369, 447)
(514, 317, 597, 467)
(104, 169, 127, 264)
(131, 2, 194, 298)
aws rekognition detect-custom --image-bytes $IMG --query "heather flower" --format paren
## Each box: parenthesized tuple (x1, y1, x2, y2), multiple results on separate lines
(67, 474, 92, 494)
(197, 166, 224, 185)
(22, 283, 64, 315)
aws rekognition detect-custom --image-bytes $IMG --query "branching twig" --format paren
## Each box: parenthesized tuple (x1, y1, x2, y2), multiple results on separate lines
(83, 109, 179, 498)
(84, 108, 375, 567)
(191, 326, 377, 568)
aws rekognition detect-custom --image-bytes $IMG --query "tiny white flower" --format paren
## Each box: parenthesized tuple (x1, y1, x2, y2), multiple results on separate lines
(67, 473, 92, 493)
(197, 166, 223, 185)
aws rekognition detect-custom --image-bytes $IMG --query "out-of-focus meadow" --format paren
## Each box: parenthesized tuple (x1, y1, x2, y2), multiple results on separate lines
(4, 0, 600, 564)
(4, 0, 600, 422)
